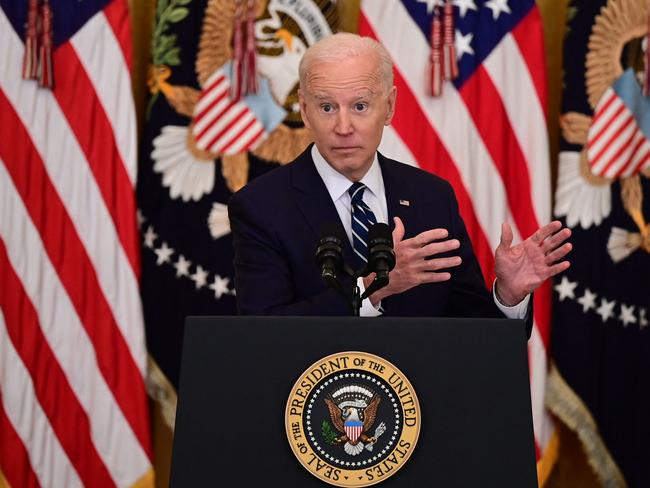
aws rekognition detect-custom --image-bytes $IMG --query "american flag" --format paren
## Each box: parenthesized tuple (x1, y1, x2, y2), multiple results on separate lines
(0, 0, 153, 486)
(588, 68, 650, 179)
(192, 65, 267, 155)
(360, 0, 554, 467)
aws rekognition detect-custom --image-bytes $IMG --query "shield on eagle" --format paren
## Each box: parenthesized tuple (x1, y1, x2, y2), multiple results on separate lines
(344, 420, 363, 443)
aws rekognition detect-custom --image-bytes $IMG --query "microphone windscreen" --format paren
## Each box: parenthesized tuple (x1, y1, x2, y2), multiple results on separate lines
(368, 222, 393, 247)
(319, 222, 345, 242)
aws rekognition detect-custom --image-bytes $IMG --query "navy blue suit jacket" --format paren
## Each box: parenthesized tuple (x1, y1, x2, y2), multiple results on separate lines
(229, 146, 530, 334)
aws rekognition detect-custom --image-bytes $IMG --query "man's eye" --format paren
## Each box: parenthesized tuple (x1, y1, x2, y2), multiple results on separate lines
(354, 103, 368, 112)
(321, 104, 333, 113)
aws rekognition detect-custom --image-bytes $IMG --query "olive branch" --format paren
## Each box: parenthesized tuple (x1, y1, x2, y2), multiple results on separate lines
(151, 0, 191, 66)
(322, 420, 338, 445)
(147, 0, 191, 116)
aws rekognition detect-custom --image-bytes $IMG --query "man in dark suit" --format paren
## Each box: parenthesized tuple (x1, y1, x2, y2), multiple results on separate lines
(228, 33, 571, 333)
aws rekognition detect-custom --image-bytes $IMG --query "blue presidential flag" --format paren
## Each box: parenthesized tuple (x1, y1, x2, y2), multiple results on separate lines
(549, 1, 650, 486)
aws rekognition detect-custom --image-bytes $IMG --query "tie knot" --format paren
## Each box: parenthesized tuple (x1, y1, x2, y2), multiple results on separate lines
(348, 182, 366, 203)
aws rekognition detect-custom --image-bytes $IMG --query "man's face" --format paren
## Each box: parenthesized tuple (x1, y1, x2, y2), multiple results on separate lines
(299, 54, 396, 181)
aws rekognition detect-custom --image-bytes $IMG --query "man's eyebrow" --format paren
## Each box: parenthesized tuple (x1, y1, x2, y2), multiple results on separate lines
(311, 90, 375, 100)
(352, 90, 374, 99)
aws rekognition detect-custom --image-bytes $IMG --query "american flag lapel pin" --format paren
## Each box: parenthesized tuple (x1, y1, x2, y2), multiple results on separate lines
(399, 199, 410, 207)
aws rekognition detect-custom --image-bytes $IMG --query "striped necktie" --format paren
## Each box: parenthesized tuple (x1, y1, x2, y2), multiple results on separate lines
(348, 182, 377, 267)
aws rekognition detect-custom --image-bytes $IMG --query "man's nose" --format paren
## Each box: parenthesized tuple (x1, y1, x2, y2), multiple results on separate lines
(334, 109, 353, 135)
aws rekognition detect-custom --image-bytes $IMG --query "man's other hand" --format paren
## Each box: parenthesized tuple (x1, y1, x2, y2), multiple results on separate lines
(495, 221, 572, 306)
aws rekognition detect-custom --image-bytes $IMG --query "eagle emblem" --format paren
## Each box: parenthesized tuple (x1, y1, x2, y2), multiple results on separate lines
(286, 352, 420, 486)
(324, 385, 387, 456)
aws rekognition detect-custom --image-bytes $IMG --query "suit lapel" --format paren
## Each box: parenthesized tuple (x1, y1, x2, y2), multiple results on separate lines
(379, 153, 416, 237)
(290, 146, 355, 260)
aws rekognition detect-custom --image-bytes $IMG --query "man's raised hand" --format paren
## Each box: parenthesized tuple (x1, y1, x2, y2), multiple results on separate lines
(367, 217, 462, 304)
(494, 221, 572, 306)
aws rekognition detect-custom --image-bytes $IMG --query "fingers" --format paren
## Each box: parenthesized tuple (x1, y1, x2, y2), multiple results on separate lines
(401, 227, 452, 248)
(541, 227, 572, 253)
(389, 224, 461, 290)
(418, 255, 462, 272)
(531, 220, 564, 244)
(396, 225, 461, 262)
(404, 271, 453, 284)
(396, 226, 460, 261)
(392, 217, 405, 244)
(544, 242, 572, 265)
(413, 228, 450, 246)
(499, 222, 514, 249)
(417, 238, 460, 258)
(419, 271, 452, 283)
(547, 260, 571, 277)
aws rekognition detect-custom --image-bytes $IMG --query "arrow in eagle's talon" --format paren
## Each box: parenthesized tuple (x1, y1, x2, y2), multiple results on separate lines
(365, 422, 387, 451)
(374, 421, 387, 438)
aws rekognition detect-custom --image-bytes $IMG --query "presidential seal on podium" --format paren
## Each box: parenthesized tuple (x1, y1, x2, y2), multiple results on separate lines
(286, 352, 420, 487)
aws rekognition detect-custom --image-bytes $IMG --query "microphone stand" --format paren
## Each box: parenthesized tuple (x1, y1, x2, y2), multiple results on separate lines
(351, 277, 361, 317)
(328, 264, 384, 317)
(348, 265, 362, 317)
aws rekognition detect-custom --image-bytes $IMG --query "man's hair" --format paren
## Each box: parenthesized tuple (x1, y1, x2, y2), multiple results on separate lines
(298, 32, 394, 93)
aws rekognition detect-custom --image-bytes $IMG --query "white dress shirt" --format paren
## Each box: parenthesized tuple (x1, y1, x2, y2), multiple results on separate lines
(311, 145, 529, 318)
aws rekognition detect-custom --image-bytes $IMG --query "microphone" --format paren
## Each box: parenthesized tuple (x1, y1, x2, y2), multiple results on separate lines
(316, 223, 345, 284)
(363, 223, 396, 298)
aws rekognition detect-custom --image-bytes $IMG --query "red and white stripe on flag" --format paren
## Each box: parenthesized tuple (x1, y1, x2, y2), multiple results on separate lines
(345, 424, 363, 443)
(359, 0, 554, 467)
(588, 87, 650, 179)
(192, 69, 266, 155)
(0, 0, 153, 486)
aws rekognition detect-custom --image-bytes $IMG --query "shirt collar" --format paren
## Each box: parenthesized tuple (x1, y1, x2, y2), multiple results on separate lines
(311, 144, 383, 202)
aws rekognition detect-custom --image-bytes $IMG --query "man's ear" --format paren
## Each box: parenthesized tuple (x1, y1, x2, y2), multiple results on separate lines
(298, 88, 311, 129)
(385, 86, 397, 126)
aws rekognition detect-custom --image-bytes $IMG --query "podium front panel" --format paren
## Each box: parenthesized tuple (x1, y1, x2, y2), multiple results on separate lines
(171, 317, 537, 487)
